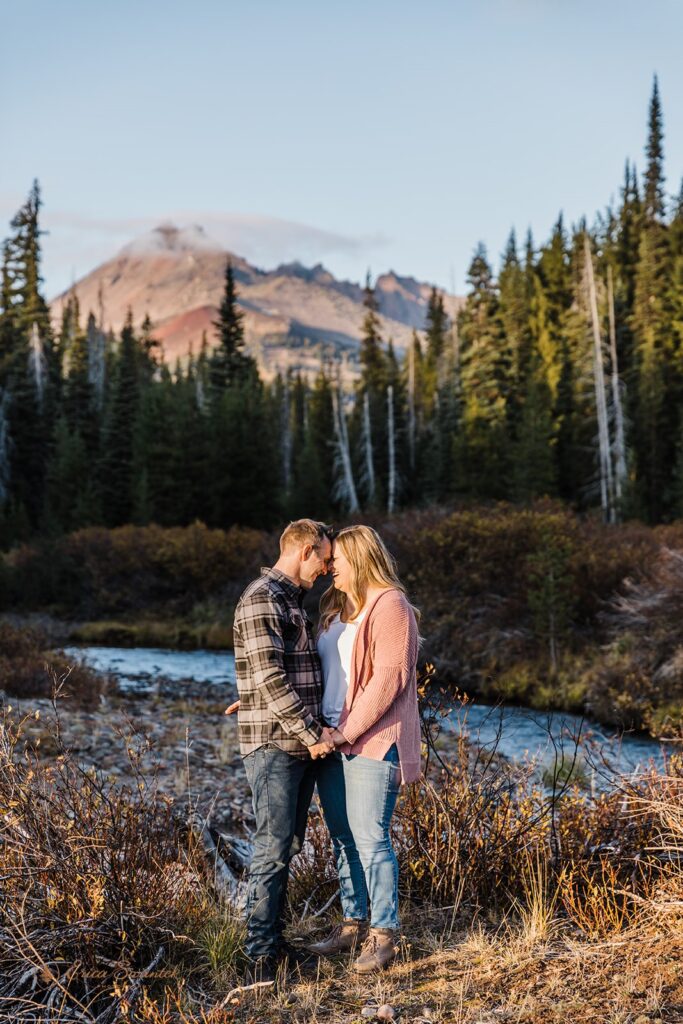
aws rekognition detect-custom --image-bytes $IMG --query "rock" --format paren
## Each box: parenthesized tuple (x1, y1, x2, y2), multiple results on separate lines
(361, 1008, 377, 1019)
(377, 1007, 396, 1021)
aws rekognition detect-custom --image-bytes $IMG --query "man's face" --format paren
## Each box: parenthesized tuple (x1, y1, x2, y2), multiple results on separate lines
(299, 536, 333, 589)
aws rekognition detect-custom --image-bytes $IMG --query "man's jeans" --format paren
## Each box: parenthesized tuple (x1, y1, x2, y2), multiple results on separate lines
(316, 745, 401, 931)
(243, 745, 317, 959)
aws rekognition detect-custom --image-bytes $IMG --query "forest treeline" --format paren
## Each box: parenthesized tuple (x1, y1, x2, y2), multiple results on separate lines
(1, 79, 682, 546)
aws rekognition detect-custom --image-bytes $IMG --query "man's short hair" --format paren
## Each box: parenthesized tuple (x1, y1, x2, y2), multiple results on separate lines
(279, 519, 333, 554)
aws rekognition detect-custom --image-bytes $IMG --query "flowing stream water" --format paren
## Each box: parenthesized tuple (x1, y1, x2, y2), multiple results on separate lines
(66, 645, 667, 778)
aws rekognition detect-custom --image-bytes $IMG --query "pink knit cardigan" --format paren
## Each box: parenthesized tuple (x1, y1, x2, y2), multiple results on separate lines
(336, 588, 422, 784)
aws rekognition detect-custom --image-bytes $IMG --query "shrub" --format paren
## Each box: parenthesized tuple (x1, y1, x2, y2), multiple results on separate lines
(0, 704, 232, 1019)
(3, 521, 273, 618)
(0, 623, 105, 708)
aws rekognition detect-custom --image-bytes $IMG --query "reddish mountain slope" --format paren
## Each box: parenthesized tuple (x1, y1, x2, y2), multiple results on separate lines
(51, 224, 462, 377)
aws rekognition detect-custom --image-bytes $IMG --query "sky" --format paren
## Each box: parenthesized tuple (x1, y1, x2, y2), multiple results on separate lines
(2, 0, 683, 299)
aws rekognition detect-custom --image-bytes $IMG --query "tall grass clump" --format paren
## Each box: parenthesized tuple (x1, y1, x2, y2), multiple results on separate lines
(0, 691, 243, 1021)
(391, 690, 672, 940)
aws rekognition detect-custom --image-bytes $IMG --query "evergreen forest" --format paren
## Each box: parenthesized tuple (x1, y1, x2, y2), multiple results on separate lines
(1, 79, 683, 547)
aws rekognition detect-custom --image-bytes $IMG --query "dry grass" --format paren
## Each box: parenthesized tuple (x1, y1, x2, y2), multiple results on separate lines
(0, 676, 682, 1022)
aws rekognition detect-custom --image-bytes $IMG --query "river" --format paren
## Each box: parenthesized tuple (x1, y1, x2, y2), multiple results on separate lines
(66, 644, 667, 778)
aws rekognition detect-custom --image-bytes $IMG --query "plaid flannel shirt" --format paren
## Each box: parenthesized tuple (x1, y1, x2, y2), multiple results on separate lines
(233, 567, 323, 759)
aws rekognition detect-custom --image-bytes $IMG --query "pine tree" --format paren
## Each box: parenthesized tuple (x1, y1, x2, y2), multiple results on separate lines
(99, 311, 141, 526)
(288, 367, 336, 519)
(0, 183, 56, 530)
(352, 274, 389, 507)
(631, 79, 676, 521)
(423, 288, 449, 412)
(643, 76, 665, 223)
(209, 261, 256, 393)
(512, 366, 557, 501)
(498, 228, 533, 435)
(133, 363, 178, 525)
(455, 243, 510, 497)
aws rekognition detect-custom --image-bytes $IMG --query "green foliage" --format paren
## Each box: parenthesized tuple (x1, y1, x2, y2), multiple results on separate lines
(209, 260, 256, 392)
(2, 77, 683, 542)
(526, 521, 576, 672)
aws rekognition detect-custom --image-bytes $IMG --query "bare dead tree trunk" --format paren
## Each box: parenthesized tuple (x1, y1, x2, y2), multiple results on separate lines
(87, 316, 107, 409)
(28, 323, 46, 407)
(408, 337, 416, 472)
(361, 390, 376, 504)
(607, 264, 627, 507)
(332, 385, 360, 513)
(387, 384, 396, 514)
(584, 235, 615, 523)
(281, 379, 292, 498)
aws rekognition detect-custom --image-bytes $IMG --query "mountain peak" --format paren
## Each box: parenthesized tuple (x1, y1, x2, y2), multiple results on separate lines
(119, 222, 225, 258)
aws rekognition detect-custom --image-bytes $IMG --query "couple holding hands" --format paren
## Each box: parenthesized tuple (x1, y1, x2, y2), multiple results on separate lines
(228, 519, 421, 981)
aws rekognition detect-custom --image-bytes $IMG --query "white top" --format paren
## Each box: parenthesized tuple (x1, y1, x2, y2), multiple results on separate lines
(317, 609, 367, 727)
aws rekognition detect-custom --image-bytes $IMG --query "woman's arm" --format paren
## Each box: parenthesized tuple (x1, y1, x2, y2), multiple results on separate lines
(339, 595, 416, 744)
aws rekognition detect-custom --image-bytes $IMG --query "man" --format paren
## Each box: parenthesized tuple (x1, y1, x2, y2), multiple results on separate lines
(230, 518, 335, 981)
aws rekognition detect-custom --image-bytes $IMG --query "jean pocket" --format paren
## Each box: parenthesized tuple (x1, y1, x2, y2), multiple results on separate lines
(389, 764, 401, 791)
(383, 743, 399, 765)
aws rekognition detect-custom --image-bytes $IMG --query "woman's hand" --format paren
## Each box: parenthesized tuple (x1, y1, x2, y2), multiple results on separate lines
(224, 700, 240, 715)
(330, 728, 347, 746)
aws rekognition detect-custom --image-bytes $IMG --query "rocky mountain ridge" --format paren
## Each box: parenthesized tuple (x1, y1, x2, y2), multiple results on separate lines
(51, 223, 462, 378)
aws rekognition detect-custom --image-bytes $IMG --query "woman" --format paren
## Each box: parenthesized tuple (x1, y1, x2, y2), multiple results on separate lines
(310, 525, 421, 973)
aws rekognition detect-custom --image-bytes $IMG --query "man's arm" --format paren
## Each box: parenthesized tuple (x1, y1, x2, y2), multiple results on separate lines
(238, 590, 322, 747)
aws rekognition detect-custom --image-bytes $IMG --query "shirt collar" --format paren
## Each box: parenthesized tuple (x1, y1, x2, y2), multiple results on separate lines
(261, 566, 304, 601)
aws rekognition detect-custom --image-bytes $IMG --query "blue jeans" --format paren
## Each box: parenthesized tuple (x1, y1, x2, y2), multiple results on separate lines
(243, 745, 317, 958)
(316, 745, 401, 931)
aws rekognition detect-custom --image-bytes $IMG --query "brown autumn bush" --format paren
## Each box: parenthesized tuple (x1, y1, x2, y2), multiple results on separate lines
(0, 704, 230, 1020)
(3, 521, 273, 618)
(584, 546, 683, 732)
(0, 622, 105, 708)
(385, 502, 656, 691)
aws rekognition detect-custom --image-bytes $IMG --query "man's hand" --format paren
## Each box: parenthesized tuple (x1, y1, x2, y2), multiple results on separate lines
(309, 727, 336, 759)
(309, 740, 333, 759)
(224, 700, 241, 715)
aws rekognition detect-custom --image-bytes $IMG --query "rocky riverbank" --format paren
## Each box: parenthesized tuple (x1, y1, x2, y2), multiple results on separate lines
(2, 673, 253, 837)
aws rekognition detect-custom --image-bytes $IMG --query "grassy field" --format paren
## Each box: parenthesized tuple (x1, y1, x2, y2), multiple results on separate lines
(0, 669, 681, 1023)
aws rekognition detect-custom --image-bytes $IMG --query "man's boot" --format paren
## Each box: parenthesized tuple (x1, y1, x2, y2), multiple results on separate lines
(243, 954, 278, 984)
(307, 918, 369, 957)
(352, 927, 399, 973)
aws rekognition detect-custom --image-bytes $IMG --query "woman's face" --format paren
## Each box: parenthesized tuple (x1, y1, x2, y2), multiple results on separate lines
(330, 541, 354, 595)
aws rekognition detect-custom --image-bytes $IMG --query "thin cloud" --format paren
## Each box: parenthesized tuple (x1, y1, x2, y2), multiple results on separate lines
(0, 203, 390, 297)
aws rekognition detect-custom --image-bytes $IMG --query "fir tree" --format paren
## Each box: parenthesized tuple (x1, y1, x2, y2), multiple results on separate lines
(352, 274, 389, 507)
(99, 311, 141, 526)
(644, 76, 665, 223)
(455, 243, 510, 496)
(209, 261, 256, 392)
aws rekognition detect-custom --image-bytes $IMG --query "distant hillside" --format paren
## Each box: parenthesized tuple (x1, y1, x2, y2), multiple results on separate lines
(50, 223, 462, 378)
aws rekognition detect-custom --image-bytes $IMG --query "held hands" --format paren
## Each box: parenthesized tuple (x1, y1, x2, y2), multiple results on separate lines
(309, 726, 336, 759)
(309, 726, 347, 759)
(223, 703, 346, 760)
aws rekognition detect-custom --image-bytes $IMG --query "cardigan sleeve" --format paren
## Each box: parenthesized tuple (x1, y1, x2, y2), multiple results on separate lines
(339, 594, 416, 745)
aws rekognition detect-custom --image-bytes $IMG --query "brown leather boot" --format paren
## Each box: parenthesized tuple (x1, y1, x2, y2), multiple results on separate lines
(352, 927, 399, 973)
(307, 919, 369, 957)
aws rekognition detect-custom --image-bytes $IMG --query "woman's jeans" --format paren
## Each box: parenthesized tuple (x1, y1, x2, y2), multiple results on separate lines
(316, 745, 401, 931)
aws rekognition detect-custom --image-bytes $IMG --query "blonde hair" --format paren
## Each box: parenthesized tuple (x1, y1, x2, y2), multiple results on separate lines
(319, 525, 420, 632)
(279, 518, 332, 554)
